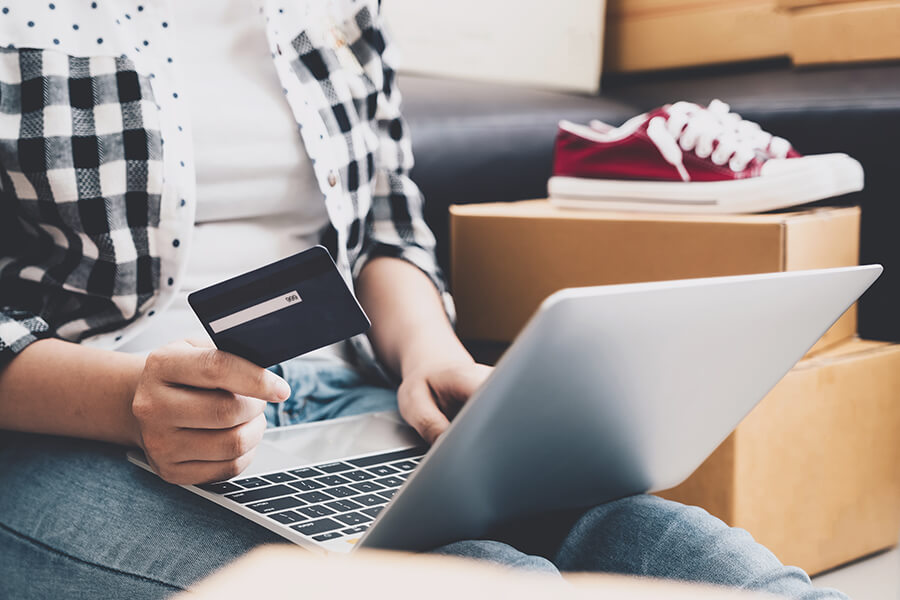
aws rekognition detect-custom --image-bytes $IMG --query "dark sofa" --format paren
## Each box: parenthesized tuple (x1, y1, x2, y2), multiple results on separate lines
(401, 60, 900, 343)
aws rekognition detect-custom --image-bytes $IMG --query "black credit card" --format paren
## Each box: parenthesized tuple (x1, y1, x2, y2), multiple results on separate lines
(188, 246, 370, 367)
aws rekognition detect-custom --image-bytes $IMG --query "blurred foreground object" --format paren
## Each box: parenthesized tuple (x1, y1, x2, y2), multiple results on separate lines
(179, 546, 772, 600)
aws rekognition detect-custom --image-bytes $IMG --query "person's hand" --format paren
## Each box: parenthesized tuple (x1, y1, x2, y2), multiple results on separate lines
(131, 340, 291, 484)
(398, 358, 493, 444)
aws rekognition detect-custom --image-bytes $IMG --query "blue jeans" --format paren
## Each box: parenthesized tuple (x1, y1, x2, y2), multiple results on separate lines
(0, 359, 846, 599)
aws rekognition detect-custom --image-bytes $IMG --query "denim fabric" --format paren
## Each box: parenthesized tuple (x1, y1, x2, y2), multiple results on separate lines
(0, 360, 847, 599)
(265, 359, 398, 427)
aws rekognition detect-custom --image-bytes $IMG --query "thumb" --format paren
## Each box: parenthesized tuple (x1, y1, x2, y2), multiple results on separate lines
(398, 377, 451, 445)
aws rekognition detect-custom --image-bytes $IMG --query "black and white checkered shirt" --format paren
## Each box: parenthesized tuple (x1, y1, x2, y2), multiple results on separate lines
(0, 1, 453, 375)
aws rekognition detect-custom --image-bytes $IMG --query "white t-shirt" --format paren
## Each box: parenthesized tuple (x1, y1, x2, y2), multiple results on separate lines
(121, 0, 346, 363)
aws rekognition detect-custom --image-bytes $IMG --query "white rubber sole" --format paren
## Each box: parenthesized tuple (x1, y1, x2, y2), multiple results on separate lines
(548, 154, 864, 214)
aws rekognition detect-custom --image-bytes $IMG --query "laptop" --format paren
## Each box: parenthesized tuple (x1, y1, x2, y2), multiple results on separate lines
(128, 265, 881, 554)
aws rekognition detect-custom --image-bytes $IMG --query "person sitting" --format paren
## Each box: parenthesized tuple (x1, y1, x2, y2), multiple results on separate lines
(0, 2, 844, 598)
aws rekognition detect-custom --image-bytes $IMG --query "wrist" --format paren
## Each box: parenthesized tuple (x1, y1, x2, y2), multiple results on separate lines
(399, 330, 474, 378)
(120, 354, 147, 448)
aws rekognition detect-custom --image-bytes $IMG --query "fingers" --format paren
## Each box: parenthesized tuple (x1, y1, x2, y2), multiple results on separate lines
(151, 448, 258, 485)
(173, 413, 268, 462)
(147, 387, 267, 430)
(144, 414, 266, 479)
(146, 341, 291, 403)
(398, 377, 451, 445)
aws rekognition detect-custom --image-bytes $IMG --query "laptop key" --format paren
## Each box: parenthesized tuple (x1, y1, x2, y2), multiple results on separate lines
(288, 467, 323, 479)
(350, 481, 384, 493)
(261, 472, 297, 484)
(361, 506, 383, 519)
(295, 491, 334, 503)
(233, 477, 269, 489)
(291, 518, 342, 536)
(374, 476, 404, 488)
(315, 475, 350, 487)
(342, 470, 375, 482)
(325, 499, 364, 513)
(268, 510, 306, 525)
(354, 494, 387, 507)
(391, 460, 417, 472)
(312, 531, 345, 542)
(326, 486, 358, 498)
(290, 480, 324, 492)
(298, 505, 337, 519)
(247, 496, 305, 514)
(377, 489, 397, 500)
(367, 465, 399, 477)
(198, 481, 242, 494)
(341, 526, 368, 536)
(315, 461, 354, 474)
(334, 511, 373, 526)
(225, 484, 295, 504)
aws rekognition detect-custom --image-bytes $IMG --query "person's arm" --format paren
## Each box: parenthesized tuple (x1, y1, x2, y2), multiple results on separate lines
(348, 11, 492, 443)
(0, 338, 145, 445)
(357, 257, 492, 444)
(0, 338, 291, 484)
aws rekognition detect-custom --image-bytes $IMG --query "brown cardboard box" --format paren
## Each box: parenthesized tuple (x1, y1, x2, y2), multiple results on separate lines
(604, 0, 789, 72)
(659, 338, 900, 574)
(450, 200, 860, 357)
(789, 1, 900, 66)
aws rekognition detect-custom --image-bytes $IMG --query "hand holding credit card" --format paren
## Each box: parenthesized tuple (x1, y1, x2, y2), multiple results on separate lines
(188, 246, 370, 367)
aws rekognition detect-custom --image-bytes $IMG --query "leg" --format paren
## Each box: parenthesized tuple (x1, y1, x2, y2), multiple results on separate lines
(0, 431, 285, 600)
(266, 358, 399, 426)
(431, 540, 560, 575)
(553, 495, 848, 600)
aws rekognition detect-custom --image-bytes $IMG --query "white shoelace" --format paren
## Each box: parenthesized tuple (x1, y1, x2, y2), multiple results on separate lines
(707, 100, 792, 160)
(645, 100, 791, 182)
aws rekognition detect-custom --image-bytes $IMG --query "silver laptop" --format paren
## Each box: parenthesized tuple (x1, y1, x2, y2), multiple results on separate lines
(128, 265, 881, 554)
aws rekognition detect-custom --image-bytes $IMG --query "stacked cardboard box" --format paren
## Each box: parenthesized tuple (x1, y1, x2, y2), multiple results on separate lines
(782, 0, 900, 66)
(604, 0, 790, 73)
(450, 200, 900, 574)
(605, 0, 900, 72)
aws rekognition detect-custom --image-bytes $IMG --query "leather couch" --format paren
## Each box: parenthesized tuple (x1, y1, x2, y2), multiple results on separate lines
(402, 59, 900, 343)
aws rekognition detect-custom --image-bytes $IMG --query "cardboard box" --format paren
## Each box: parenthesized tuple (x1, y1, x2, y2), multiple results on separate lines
(450, 201, 860, 357)
(604, 0, 789, 72)
(789, 1, 900, 66)
(381, 0, 607, 93)
(658, 338, 900, 574)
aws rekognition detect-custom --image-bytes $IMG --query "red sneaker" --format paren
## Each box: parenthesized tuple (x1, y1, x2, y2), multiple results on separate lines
(549, 100, 863, 214)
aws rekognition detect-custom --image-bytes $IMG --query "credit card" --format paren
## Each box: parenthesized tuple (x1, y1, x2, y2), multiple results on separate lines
(188, 246, 370, 367)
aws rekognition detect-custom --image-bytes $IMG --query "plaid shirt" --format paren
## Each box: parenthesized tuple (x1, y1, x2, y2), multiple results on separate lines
(0, 0, 453, 376)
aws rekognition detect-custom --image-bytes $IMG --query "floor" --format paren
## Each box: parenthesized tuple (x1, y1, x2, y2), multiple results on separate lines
(813, 548, 899, 599)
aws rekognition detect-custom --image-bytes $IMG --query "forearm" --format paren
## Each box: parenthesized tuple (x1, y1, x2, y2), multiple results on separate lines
(0, 338, 144, 446)
(356, 257, 471, 377)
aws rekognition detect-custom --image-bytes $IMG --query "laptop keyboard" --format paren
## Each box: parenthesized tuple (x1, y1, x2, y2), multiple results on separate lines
(198, 447, 425, 544)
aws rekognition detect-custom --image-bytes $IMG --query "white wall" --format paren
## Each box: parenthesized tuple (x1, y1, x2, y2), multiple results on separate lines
(381, 0, 607, 93)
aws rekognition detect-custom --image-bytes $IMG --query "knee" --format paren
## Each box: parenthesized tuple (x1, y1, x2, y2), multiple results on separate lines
(579, 494, 719, 538)
(557, 494, 740, 572)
